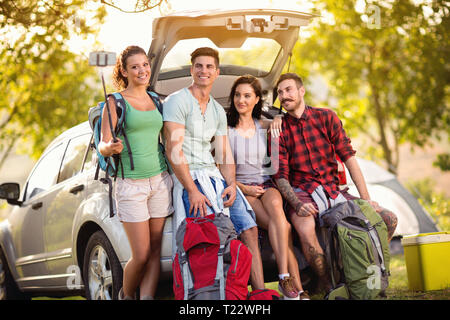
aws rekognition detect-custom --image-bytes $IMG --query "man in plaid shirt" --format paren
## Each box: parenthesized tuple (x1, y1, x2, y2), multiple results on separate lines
(270, 73, 397, 295)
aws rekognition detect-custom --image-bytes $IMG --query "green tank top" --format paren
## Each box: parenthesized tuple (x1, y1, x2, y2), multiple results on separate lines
(118, 99, 167, 179)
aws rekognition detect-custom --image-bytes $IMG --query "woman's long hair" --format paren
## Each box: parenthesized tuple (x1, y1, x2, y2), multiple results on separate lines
(227, 75, 263, 128)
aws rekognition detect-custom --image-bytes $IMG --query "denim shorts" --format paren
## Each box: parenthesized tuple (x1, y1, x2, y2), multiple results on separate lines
(182, 178, 256, 235)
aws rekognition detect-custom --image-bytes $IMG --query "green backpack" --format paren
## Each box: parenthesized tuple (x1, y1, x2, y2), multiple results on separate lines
(320, 199, 390, 299)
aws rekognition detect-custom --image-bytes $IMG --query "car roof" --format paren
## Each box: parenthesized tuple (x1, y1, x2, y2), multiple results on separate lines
(151, 9, 316, 30)
(43, 121, 91, 154)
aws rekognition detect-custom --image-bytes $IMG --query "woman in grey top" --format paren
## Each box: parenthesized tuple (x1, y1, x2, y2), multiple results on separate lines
(227, 75, 309, 300)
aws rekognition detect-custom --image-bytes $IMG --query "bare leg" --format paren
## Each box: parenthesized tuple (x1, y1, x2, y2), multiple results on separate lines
(247, 196, 287, 275)
(287, 229, 303, 291)
(290, 214, 331, 293)
(121, 221, 151, 298)
(373, 205, 398, 241)
(239, 226, 265, 290)
(260, 188, 290, 275)
(247, 191, 303, 292)
(139, 217, 166, 299)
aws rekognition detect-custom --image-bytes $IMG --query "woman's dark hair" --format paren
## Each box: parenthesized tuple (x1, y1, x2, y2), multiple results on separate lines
(113, 45, 148, 90)
(227, 75, 263, 128)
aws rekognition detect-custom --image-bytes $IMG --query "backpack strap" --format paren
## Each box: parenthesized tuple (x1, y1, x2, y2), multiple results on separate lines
(367, 223, 387, 273)
(147, 90, 169, 166)
(99, 163, 115, 218)
(147, 90, 163, 115)
(110, 92, 134, 171)
(94, 161, 101, 181)
(351, 200, 387, 273)
(215, 244, 226, 300)
(179, 251, 194, 300)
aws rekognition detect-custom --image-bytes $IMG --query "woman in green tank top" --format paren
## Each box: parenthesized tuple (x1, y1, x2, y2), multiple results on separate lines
(98, 46, 173, 300)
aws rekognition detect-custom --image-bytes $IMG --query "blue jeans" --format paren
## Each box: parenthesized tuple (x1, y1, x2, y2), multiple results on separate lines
(182, 178, 256, 235)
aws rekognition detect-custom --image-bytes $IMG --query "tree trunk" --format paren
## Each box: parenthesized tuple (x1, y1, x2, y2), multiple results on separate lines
(371, 90, 396, 174)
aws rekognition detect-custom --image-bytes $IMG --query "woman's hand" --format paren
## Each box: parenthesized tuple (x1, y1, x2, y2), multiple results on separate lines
(100, 137, 123, 157)
(242, 185, 266, 198)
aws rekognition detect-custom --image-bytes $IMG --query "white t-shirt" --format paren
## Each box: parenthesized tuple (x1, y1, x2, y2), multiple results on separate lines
(163, 87, 227, 170)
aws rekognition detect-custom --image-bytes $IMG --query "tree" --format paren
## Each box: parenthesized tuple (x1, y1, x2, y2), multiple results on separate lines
(101, 0, 171, 14)
(0, 1, 171, 171)
(292, 0, 449, 174)
(0, 1, 109, 168)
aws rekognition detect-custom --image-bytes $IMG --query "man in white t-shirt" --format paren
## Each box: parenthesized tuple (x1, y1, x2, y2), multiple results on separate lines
(163, 47, 265, 290)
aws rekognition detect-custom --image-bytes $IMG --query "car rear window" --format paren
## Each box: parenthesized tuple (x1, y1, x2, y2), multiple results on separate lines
(159, 37, 281, 78)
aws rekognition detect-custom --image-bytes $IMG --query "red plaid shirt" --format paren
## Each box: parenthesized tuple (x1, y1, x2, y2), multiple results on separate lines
(270, 106, 356, 199)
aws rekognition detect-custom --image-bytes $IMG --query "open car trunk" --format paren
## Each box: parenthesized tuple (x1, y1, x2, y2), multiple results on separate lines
(148, 9, 315, 109)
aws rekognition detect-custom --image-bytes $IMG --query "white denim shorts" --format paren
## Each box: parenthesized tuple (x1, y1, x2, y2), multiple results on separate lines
(114, 170, 174, 222)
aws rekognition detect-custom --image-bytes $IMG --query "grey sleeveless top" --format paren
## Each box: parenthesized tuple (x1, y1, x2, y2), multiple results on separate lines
(228, 119, 271, 185)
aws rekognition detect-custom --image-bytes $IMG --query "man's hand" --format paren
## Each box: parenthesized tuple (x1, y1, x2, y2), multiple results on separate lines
(188, 188, 212, 217)
(367, 199, 382, 213)
(222, 184, 236, 207)
(268, 115, 283, 138)
(296, 202, 319, 218)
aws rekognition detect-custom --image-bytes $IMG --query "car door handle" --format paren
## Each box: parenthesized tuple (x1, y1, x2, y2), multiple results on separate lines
(69, 184, 85, 194)
(32, 202, 43, 210)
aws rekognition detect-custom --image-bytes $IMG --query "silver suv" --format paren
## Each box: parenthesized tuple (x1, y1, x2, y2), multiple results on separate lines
(0, 9, 316, 300)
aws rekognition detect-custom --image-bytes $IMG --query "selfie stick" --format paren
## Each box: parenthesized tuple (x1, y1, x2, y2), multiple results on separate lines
(100, 70, 118, 143)
(91, 52, 118, 143)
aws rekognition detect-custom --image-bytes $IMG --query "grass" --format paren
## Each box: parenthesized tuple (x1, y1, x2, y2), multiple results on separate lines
(382, 254, 450, 300)
(263, 253, 449, 300)
(32, 252, 450, 300)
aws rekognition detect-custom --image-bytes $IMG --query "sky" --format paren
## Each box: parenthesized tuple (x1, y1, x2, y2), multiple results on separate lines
(68, 0, 315, 56)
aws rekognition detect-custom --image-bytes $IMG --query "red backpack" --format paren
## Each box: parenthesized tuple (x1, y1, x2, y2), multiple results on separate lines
(248, 289, 280, 300)
(172, 213, 252, 300)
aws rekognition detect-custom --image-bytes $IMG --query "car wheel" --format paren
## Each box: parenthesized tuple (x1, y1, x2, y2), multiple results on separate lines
(0, 250, 30, 300)
(83, 231, 123, 300)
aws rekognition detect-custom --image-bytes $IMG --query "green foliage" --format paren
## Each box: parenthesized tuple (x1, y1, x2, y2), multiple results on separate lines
(293, 0, 450, 173)
(101, 0, 169, 14)
(0, 1, 106, 166)
(406, 178, 450, 230)
(433, 152, 450, 171)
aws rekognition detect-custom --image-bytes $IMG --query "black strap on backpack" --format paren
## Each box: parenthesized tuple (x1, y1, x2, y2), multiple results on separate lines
(114, 95, 134, 172)
(147, 90, 168, 163)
